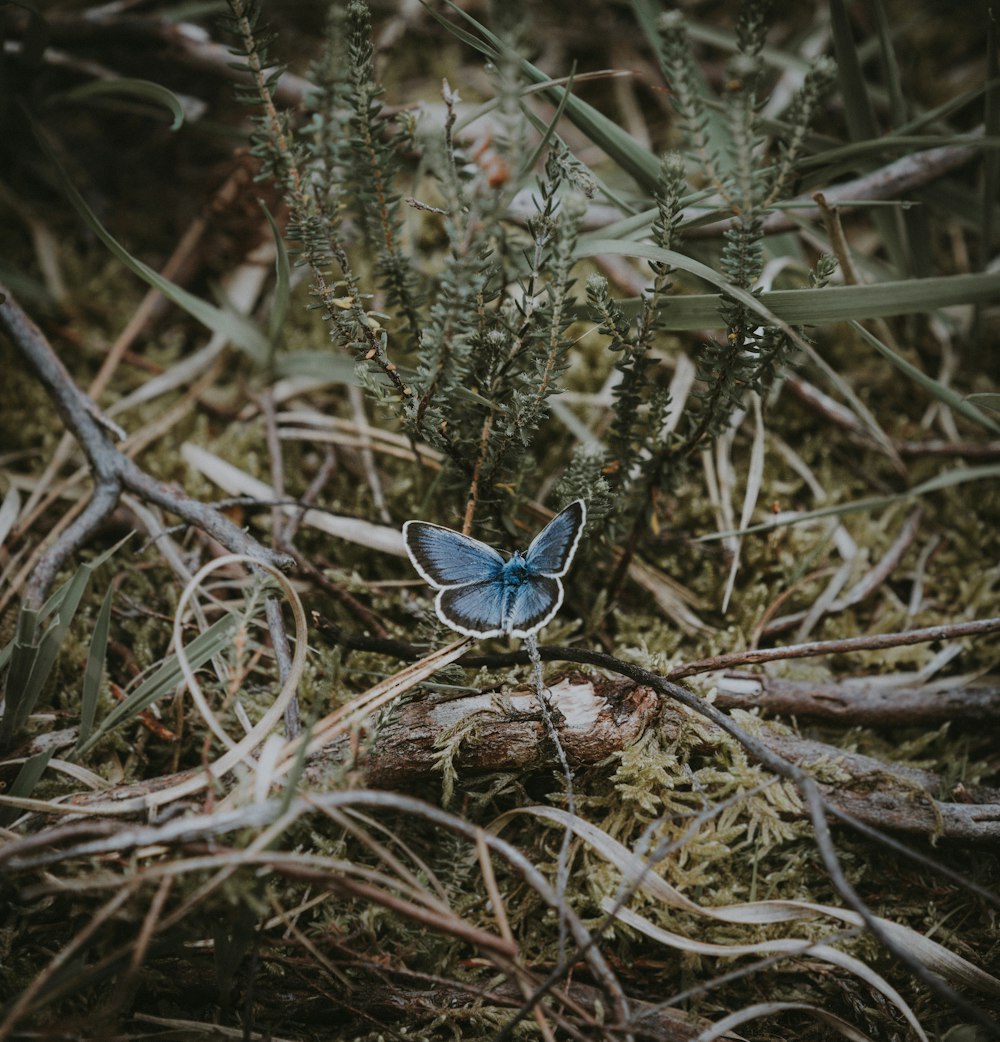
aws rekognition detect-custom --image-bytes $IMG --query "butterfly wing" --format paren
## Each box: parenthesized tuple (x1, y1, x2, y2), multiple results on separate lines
(403, 521, 505, 589)
(524, 500, 586, 576)
(504, 575, 564, 637)
(436, 579, 508, 638)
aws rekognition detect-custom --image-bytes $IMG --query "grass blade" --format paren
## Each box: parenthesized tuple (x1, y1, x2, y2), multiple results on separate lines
(577, 237, 902, 460)
(78, 582, 114, 749)
(74, 613, 239, 756)
(849, 320, 1000, 434)
(29, 115, 270, 362)
(596, 271, 1000, 330)
(261, 201, 291, 363)
(700, 463, 1000, 541)
(982, 12, 999, 272)
(430, 0, 661, 191)
(0, 750, 54, 827)
(829, 0, 908, 272)
(58, 78, 188, 131)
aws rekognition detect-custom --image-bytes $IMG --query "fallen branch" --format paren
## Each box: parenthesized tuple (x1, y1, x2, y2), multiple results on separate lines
(0, 283, 294, 610)
(355, 672, 1000, 844)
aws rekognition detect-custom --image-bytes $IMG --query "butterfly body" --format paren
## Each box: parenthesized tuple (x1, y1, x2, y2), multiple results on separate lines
(403, 501, 586, 639)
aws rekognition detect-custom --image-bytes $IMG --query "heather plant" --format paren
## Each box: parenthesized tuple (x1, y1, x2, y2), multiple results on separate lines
(224, 0, 838, 556)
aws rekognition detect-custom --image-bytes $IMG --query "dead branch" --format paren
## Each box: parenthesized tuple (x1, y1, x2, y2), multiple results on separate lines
(0, 283, 294, 610)
(715, 673, 1000, 726)
(363, 672, 658, 789)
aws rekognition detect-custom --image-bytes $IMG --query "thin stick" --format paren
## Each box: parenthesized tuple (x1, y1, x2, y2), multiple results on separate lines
(663, 616, 1000, 680)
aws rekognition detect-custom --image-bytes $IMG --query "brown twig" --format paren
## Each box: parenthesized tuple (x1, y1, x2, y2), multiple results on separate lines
(361, 672, 1000, 842)
(462, 412, 494, 534)
(0, 283, 294, 610)
(662, 615, 1000, 681)
(685, 135, 984, 239)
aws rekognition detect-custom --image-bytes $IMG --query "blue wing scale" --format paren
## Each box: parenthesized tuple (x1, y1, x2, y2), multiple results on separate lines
(524, 500, 586, 576)
(437, 580, 508, 638)
(504, 576, 563, 637)
(403, 522, 505, 588)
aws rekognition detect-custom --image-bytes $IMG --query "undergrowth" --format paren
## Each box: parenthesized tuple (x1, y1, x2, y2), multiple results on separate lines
(1, 0, 999, 1039)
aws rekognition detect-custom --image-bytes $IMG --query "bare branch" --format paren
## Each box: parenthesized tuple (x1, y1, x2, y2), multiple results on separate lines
(0, 283, 294, 610)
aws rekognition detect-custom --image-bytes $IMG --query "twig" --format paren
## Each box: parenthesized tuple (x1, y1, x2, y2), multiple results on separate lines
(685, 136, 984, 239)
(281, 445, 337, 546)
(0, 283, 293, 610)
(314, 614, 1000, 680)
(662, 616, 1000, 680)
(526, 635, 577, 961)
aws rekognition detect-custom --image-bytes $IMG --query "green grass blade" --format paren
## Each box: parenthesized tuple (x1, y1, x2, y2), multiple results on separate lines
(8, 562, 96, 740)
(829, 0, 908, 272)
(576, 237, 899, 458)
(59, 78, 187, 131)
(34, 536, 131, 627)
(982, 14, 999, 271)
(261, 201, 291, 362)
(431, 0, 661, 191)
(849, 321, 1000, 434)
(29, 116, 270, 363)
(0, 750, 54, 826)
(519, 64, 577, 177)
(78, 582, 114, 749)
(74, 613, 238, 756)
(871, 0, 906, 126)
(0, 608, 42, 747)
(595, 271, 1000, 330)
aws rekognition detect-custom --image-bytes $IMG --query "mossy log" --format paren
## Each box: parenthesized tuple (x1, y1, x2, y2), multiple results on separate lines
(361, 671, 1000, 843)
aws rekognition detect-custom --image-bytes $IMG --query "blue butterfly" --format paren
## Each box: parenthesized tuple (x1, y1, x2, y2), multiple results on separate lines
(403, 500, 587, 638)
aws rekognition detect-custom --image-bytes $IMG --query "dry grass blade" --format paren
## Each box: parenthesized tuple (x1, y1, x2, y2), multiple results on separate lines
(696, 1001, 875, 1042)
(181, 443, 407, 555)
